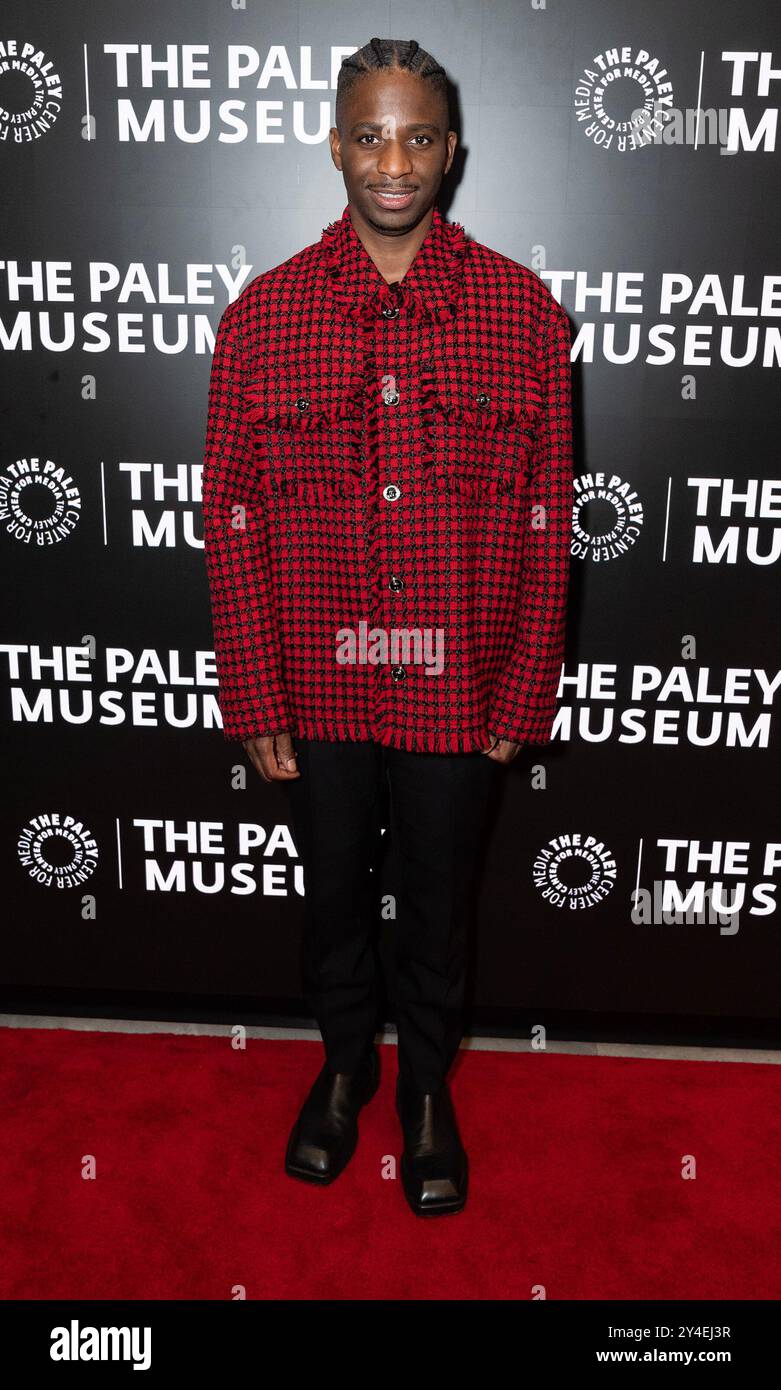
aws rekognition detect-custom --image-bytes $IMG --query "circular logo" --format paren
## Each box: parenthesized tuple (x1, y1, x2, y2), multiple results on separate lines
(571, 472, 645, 561)
(533, 833, 616, 909)
(18, 813, 99, 888)
(0, 40, 63, 142)
(0, 456, 82, 545)
(574, 46, 673, 152)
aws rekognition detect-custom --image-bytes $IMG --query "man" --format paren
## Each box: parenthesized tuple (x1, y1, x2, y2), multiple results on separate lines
(202, 37, 573, 1217)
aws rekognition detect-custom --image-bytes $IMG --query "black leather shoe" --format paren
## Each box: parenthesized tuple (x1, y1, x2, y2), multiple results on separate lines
(396, 1076, 468, 1216)
(285, 1045, 380, 1184)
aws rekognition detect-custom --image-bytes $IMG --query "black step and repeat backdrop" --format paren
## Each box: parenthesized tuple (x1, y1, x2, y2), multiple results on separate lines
(2, 1, 780, 1041)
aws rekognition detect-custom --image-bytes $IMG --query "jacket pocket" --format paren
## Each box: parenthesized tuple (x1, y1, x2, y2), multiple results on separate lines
(421, 357, 543, 498)
(242, 375, 361, 430)
(241, 374, 364, 498)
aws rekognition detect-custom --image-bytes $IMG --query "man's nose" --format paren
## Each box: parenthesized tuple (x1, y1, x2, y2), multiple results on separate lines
(376, 140, 414, 180)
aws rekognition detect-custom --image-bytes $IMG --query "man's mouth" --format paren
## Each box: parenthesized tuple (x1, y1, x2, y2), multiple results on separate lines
(369, 187, 417, 211)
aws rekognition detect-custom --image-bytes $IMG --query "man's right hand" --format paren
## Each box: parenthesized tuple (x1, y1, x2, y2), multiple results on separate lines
(242, 732, 300, 783)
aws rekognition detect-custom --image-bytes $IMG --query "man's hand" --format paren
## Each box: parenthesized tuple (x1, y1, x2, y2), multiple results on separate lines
(482, 733, 521, 765)
(242, 731, 300, 783)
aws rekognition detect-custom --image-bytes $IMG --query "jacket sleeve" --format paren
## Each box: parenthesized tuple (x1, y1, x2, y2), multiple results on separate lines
(486, 297, 573, 745)
(201, 299, 293, 742)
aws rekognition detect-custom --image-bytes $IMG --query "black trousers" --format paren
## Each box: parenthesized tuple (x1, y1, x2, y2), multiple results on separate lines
(284, 737, 498, 1093)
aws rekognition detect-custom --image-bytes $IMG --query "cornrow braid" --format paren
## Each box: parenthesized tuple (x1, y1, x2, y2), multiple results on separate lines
(335, 37, 449, 131)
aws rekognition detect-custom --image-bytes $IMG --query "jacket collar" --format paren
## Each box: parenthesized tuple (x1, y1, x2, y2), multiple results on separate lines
(320, 203, 468, 325)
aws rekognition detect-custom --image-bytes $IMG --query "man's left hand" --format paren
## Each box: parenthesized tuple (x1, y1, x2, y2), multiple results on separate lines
(482, 734, 521, 764)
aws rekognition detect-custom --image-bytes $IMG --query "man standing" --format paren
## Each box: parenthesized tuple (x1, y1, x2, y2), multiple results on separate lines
(202, 38, 573, 1216)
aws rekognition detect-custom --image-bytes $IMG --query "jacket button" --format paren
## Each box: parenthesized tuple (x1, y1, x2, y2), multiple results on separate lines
(382, 304, 400, 319)
(382, 484, 401, 501)
(382, 387, 400, 406)
(295, 396, 310, 412)
(390, 665, 406, 682)
(389, 574, 404, 592)
(476, 392, 491, 408)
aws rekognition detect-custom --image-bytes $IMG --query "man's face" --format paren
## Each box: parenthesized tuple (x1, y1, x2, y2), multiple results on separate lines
(330, 68, 457, 236)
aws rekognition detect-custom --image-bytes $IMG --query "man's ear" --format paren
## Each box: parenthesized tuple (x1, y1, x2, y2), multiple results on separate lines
(329, 127, 343, 171)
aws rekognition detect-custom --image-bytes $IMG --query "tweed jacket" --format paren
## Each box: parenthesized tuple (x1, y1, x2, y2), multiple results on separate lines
(201, 203, 573, 754)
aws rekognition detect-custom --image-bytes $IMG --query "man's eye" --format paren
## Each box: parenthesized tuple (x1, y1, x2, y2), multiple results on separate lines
(356, 133, 433, 146)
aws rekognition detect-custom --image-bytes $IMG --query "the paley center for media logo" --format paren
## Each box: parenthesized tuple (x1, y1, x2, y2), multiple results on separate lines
(0, 39, 62, 142)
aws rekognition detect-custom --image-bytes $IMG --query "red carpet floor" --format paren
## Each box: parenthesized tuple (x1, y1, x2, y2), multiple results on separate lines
(1, 1026, 779, 1300)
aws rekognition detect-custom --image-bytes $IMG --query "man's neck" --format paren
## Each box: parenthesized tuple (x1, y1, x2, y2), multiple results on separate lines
(347, 202, 434, 285)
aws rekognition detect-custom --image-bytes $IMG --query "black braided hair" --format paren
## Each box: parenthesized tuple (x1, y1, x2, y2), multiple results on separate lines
(335, 37, 449, 132)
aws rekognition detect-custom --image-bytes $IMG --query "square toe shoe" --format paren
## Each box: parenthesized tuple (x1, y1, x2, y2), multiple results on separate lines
(285, 1044, 381, 1185)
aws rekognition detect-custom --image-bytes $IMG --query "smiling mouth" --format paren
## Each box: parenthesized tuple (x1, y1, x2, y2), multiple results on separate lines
(369, 187, 417, 210)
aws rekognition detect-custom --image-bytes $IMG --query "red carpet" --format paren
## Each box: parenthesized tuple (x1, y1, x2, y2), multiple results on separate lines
(1, 1026, 779, 1300)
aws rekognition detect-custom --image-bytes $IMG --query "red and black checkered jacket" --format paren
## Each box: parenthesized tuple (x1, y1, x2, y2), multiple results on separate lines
(201, 203, 573, 754)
